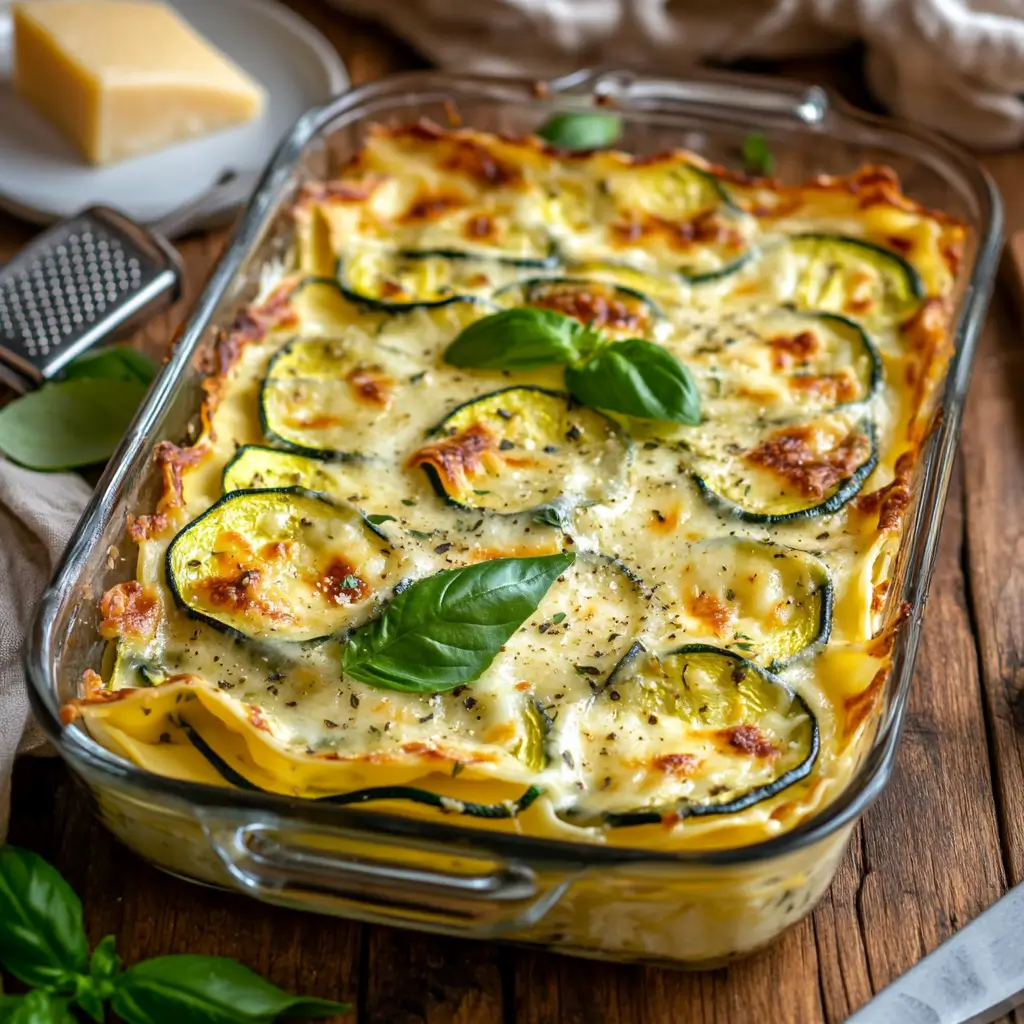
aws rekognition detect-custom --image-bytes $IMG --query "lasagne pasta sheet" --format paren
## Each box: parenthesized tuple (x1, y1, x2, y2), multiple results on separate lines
(66, 123, 965, 852)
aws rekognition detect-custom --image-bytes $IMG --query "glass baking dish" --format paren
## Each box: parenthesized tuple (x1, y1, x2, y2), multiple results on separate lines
(25, 67, 1002, 967)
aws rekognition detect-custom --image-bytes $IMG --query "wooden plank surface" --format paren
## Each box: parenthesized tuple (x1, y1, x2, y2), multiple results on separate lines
(6, 6, 1024, 1022)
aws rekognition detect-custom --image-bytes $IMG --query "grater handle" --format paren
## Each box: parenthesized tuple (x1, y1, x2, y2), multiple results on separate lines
(0, 206, 181, 391)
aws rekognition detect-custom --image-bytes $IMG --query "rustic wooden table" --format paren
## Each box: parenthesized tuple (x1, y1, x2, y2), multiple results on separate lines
(6, 4, 1024, 1022)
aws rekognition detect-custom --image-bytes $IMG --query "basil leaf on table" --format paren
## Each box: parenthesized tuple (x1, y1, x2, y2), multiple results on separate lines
(444, 308, 596, 370)
(110, 955, 349, 1024)
(61, 345, 158, 385)
(342, 552, 576, 692)
(536, 112, 621, 150)
(0, 847, 88, 990)
(4, 990, 76, 1024)
(0, 378, 147, 471)
(564, 338, 701, 424)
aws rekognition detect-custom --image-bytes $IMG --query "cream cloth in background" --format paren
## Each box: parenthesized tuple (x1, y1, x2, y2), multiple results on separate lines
(330, 0, 1024, 149)
(0, 462, 91, 838)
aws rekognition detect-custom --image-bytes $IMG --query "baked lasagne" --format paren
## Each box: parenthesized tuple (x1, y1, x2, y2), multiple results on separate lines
(66, 122, 965, 851)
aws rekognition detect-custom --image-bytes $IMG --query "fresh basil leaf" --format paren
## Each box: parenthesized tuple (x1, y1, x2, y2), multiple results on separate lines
(4, 991, 76, 1024)
(342, 552, 575, 692)
(62, 345, 159, 385)
(0, 994, 24, 1021)
(72, 933, 122, 1020)
(0, 378, 148, 471)
(88, 934, 122, 984)
(72, 982, 105, 1024)
(111, 955, 349, 1024)
(444, 308, 595, 371)
(536, 112, 621, 150)
(564, 339, 700, 424)
(741, 132, 774, 176)
(0, 846, 89, 990)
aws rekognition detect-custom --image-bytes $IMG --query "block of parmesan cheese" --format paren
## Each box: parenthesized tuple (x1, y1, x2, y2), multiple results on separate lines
(13, 1, 267, 166)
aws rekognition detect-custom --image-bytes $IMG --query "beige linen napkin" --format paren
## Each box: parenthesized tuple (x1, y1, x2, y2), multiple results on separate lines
(329, 0, 1024, 149)
(0, 461, 91, 839)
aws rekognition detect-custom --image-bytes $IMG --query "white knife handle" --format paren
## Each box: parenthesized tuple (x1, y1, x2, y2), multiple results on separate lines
(846, 882, 1024, 1024)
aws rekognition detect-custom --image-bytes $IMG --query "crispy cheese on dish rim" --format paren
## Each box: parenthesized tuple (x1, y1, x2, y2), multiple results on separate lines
(68, 123, 965, 851)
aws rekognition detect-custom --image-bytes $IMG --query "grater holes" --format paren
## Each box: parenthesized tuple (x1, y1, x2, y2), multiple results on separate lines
(1, 216, 166, 362)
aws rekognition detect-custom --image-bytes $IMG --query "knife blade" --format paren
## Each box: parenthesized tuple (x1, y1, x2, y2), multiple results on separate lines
(846, 882, 1024, 1024)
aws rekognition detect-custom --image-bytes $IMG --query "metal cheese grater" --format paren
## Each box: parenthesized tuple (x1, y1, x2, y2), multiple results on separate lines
(0, 206, 183, 392)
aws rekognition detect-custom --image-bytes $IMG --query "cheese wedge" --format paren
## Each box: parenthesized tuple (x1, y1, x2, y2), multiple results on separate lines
(13, 1, 267, 166)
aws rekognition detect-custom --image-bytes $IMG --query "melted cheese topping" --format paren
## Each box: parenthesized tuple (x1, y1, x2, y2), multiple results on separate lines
(69, 123, 965, 852)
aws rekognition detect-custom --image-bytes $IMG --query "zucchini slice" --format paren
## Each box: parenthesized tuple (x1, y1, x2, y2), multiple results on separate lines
(337, 248, 546, 311)
(108, 643, 167, 690)
(408, 387, 632, 516)
(681, 309, 882, 420)
(673, 539, 832, 668)
(499, 552, 654, 708)
(513, 700, 554, 773)
(222, 445, 374, 496)
(493, 276, 664, 336)
(548, 157, 753, 282)
(185, 722, 542, 818)
(690, 414, 877, 523)
(166, 487, 404, 642)
(260, 334, 419, 459)
(572, 644, 818, 826)
(769, 234, 923, 322)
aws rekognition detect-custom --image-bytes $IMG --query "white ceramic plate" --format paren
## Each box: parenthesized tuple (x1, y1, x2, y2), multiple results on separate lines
(0, 0, 347, 230)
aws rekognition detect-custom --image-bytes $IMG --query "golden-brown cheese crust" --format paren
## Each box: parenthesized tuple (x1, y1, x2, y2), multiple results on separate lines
(75, 121, 967, 852)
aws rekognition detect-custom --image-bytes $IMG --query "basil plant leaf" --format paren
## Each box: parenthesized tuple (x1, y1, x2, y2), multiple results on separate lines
(4, 991, 76, 1024)
(536, 112, 621, 151)
(62, 345, 159, 385)
(444, 308, 594, 371)
(72, 934, 123, 1021)
(0, 846, 89, 990)
(88, 933, 122, 983)
(111, 955, 349, 1024)
(342, 552, 576, 692)
(565, 339, 701, 425)
(0, 378, 148, 471)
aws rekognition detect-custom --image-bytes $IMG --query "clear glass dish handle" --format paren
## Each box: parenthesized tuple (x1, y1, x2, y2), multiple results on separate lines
(546, 67, 831, 126)
(199, 812, 572, 936)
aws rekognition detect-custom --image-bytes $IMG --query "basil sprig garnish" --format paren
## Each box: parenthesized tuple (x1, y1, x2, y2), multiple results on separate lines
(343, 552, 575, 692)
(536, 112, 622, 151)
(444, 308, 700, 425)
(444, 307, 601, 370)
(564, 337, 700, 423)
(0, 845, 348, 1023)
(741, 132, 775, 176)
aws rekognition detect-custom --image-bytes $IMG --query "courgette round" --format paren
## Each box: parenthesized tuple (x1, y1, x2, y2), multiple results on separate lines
(574, 643, 819, 826)
(769, 233, 924, 322)
(222, 445, 376, 496)
(260, 334, 419, 460)
(166, 487, 404, 642)
(500, 551, 655, 710)
(407, 386, 632, 517)
(336, 246, 554, 311)
(492, 276, 664, 335)
(184, 721, 542, 818)
(679, 308, 882, 420)
(547, 157, 753, 282)
(672, 538, 832, 669)
(690, 415, 878, 523)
